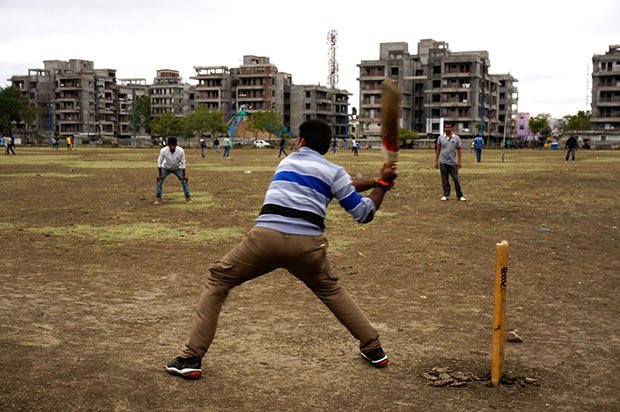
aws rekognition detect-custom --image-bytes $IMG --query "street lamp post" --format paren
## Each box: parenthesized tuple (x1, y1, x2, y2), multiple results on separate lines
(131, 89, 136, 147)
(47, 103, 53, 145)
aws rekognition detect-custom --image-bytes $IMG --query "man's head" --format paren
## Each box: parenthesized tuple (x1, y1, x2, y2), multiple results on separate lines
(168, 137, 178, 152)
(444, 123, 453, 136)
(298, 120, 331, 154)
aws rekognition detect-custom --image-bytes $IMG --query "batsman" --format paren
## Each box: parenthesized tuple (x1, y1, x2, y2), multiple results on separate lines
(166, 114, 400, 379)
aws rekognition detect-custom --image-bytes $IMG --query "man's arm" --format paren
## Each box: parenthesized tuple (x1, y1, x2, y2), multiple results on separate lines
(434, 143, 441, 169)
(457, 147, 462, 169)
(367, 165, 397, 210)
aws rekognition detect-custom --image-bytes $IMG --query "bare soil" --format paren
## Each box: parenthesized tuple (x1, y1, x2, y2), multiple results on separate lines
(0, 147, 618, 411)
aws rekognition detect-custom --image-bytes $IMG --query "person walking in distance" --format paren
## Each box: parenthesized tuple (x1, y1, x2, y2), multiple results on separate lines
(213, 138, 220, 154)
(199, 135, 207, 158)
(222, 136, 232, 159)
(154, 137, 192, 205)
(165, 120, 398, 379)
(278, 137, 288, 158)
(472, 133, 484, 162)
(565, 135, 579, 163)
(435, 123, 466, 201)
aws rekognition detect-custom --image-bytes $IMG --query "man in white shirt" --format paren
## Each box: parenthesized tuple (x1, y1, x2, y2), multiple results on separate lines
(155, 137, 192, 204)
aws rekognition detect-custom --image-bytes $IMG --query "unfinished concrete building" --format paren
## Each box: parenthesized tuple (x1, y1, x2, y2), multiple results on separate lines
(591, 45, 620, 133)
(192, 66, 233, 120)
(358, 40, 518, 145)
(10, 68, 54, 139)
(150, 70, 189, 116)
(495, 74, 519, 139)
(289, 85, 349, 139)
(117, 78, 149, 144)
(233, 56, 292, 116)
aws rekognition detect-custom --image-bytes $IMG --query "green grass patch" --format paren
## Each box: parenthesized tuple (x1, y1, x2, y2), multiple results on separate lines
(27, 223, 244, 244)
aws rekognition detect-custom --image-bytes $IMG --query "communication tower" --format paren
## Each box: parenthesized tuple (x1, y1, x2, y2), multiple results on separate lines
(327, 30, 339, 88)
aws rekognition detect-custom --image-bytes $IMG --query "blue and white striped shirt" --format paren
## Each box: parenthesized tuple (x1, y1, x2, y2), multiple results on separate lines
(255, 146, 376, 235)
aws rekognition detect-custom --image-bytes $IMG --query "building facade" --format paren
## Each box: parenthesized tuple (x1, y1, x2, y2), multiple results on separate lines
(289, 85, 349, 140)
(591, 45, 620, 132)
(358, 40, 519, 146)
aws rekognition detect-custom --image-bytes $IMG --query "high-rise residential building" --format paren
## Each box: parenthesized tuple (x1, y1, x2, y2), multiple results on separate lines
(117, 78, 149, 144)
(358, 40, 518, 145)
(289, 85, 349, 140)
(10, 68, 54, 139)
(495, 74, 519, 139)
(591, 45, 620, 132)
(149, 69, 191, 116)
(191, 66, 233, 120)
(233, 55, 292, 115)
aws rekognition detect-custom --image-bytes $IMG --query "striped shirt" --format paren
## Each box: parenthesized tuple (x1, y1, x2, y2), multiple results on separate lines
(255, 146, 376, 236)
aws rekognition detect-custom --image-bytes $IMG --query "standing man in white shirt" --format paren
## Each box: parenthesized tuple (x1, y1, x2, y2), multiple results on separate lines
(434, 123, 466, 201)
(154, 137, 192, 205)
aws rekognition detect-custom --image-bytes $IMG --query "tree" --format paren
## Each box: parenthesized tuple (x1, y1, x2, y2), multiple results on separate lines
(135, 95, 151, 134)
(186, 105, 228, 138)
(21, 103, 38, 144)
(399, 127, 419, 143)
(249, 110, 284, 138)
(150, 112, 182, 138)
(563, 110, 591, 131)
(0, 86, 26, 133)
(528, 114, 551, 139)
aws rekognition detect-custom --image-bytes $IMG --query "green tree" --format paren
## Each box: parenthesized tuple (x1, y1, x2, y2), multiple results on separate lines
(135, 95, 151, 134)
(0, 86, 26, 133)
(186, 105, 228, 138)
(249, 110, 284, 138)
(399, 127, 419, 145)
(563, 110, 591, 131)
(528, 114, 551, 138)
(21, 103, 38, 144)
(150, 112, 182, 138)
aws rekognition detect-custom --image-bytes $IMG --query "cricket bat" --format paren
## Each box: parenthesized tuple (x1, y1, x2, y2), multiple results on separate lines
(381, 79, 401, 166)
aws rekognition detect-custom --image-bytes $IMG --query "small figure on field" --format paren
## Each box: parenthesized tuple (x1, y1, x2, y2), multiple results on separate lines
(278, 137, 288, 158)
(331, 138, 337, 154)
(435, 123, 466, 201)
(66, 136, 72, 151)
(222, 136, 232, 159)
(472, 134, 484, 162)
(165, 119, 397, 379)
(565, 136, 579, 163)
(154, 137, 192, 204)
(213, 138, 220, 153)
(199, 135, 207, 158)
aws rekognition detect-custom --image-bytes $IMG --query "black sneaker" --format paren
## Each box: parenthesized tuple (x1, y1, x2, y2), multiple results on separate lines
(360, 347, 389, 368)
(166, 356, 202, 379)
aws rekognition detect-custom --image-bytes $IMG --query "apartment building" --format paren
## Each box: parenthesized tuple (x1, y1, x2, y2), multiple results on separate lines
(358, 40, 518, 145)
(290, 85, 350, 140)
(11, 60, 123, 143)
(495, 74, 519, 138)
(117, 78, 149, 143)
(191, 66, 233, 120)
(591, 45, 620, 132)
(149, 69, 194, 116)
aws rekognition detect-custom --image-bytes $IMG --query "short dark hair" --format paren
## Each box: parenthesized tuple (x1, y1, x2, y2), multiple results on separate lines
(168, 137, 177, 145)
(299, 120, 331, 154)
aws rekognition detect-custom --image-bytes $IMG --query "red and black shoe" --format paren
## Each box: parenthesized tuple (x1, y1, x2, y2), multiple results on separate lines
(360, 347, 389, 368)
(166, 356, 202, 379)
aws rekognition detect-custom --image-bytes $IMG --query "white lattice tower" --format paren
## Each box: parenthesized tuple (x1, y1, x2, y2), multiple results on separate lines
(327, 29, 339, 88)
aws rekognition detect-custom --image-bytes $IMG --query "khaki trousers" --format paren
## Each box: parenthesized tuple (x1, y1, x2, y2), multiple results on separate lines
(182, 227, 381, 358)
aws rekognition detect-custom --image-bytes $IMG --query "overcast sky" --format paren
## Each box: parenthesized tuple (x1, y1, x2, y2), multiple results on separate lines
(1, 0, 619, 118)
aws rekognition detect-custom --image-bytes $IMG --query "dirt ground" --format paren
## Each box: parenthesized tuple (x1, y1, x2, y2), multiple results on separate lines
(0, 146, 618, 411)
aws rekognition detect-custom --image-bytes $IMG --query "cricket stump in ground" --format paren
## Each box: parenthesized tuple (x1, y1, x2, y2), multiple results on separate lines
(491, 241, 509, 385)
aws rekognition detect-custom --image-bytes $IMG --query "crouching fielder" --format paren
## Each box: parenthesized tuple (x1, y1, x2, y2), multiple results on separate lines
(166, 119, 397, 379)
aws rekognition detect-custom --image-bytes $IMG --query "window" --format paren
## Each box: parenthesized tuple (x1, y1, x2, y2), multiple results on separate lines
(391, 67, 399, 75)
(305, 103, 311, 110)
(432, 80, 440, 88)
(432, 109, 440, 117)
(305, 91, 311, 98)
(433, 66, 441, 74)
(432, 94, 440, 103)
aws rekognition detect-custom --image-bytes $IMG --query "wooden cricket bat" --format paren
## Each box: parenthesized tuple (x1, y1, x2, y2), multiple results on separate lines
(381, 79, 401, 166)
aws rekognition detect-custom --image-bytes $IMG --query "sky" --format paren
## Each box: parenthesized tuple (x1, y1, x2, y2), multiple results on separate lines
(1, 0, 619, 118)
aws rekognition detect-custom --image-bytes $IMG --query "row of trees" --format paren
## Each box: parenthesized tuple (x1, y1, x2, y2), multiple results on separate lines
(148, 106, 286, 141)
(528, 110, 591, 138)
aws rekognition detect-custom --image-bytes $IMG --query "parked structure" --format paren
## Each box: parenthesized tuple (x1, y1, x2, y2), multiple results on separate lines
(357, 40, 518, 146)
